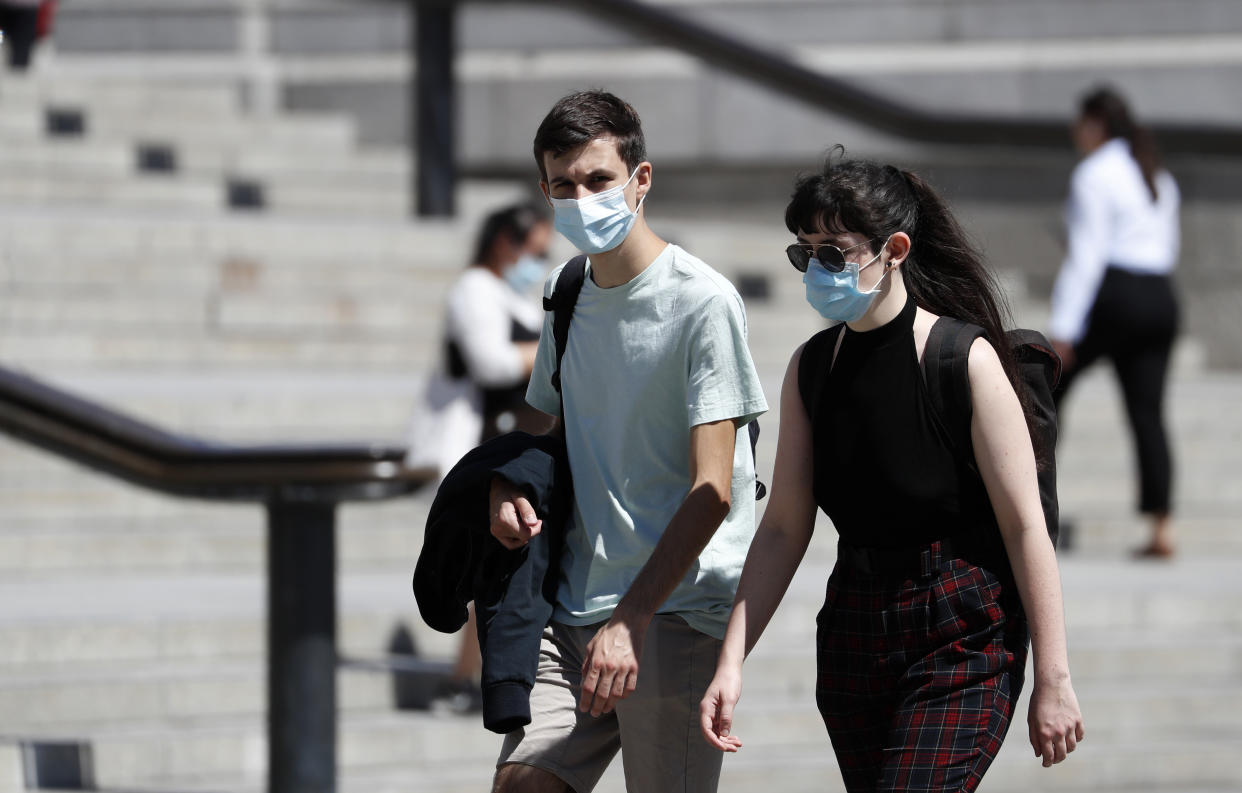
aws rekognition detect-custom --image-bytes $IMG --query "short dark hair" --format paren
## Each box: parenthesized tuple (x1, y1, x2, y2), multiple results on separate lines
(532, 89, 647, 180)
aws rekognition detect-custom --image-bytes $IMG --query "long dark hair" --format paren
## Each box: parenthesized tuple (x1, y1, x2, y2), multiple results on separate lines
(1080, 85, 1162, 201)
(786, 150, 1045, 461)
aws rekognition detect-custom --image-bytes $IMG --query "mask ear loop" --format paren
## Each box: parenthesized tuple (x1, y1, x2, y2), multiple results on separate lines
(630, 165, 649, 214)
(859, 237, 898, 295)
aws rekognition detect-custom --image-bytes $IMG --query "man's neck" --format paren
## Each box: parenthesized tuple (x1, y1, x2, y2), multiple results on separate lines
(588, 220, 667, 289)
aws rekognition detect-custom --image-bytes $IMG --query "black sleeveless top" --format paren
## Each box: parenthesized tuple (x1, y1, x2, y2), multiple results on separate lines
(803, 297, 967, 548)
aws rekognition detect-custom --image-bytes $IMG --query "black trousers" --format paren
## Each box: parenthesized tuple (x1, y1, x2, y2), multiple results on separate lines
(1055, 266, 1178, 514)
(0, 4, 39, 70)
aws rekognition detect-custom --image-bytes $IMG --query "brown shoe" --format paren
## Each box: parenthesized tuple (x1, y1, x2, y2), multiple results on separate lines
(1132, 542, 1175, 560)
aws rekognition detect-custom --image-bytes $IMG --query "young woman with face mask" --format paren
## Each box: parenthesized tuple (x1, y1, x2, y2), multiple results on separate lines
(699, 153, 1084, 792)
(444, 203, 553, 443)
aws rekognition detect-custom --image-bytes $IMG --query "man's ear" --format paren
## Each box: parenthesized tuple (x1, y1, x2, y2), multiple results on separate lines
(538, 181, 552, 205)
(635, 162, 653, 201)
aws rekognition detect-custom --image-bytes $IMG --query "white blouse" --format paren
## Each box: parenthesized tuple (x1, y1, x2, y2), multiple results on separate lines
(442, 266, 544, 388)
(1049, 138, 1180, 344)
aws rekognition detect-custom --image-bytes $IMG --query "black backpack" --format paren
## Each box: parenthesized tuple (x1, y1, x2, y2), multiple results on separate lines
(544, 255, 766, 500)
(798, 317, 1060, 548)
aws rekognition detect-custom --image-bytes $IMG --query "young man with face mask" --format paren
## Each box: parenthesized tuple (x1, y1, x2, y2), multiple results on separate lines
(487, 90, 768, 793)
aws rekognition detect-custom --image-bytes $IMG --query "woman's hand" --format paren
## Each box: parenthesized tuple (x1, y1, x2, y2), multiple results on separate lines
(699, 665, 744, 752)
(1028, 674, 1085, 767)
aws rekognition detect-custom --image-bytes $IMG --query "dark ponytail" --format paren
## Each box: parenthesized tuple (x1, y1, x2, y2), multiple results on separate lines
(785, 150, 1047, 464)
(1080, 85, 1162, 202)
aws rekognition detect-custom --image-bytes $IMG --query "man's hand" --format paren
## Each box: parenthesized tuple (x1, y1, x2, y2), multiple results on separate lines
(489, 476, 542, 550)
(1028, 674, 1085, 767)
(579, 613, 648, 717)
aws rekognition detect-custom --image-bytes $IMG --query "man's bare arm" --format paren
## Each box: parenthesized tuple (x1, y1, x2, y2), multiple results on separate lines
(577, 418, 738, 716)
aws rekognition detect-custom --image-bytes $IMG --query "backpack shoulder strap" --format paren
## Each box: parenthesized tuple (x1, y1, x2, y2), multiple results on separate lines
(922, 316, 985, 459)
(797, 323, 845, 425)
(542, 254, 589, 394)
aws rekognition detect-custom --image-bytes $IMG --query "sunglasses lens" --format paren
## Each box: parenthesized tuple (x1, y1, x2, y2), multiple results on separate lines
(817, 246, 847, 272)
(785, 244, 810, 272)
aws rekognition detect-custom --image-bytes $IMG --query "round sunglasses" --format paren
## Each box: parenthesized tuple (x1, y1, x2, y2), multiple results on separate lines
(785, 238, 879, 273)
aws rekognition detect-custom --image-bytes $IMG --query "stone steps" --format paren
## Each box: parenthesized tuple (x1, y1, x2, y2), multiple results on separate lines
(1, 288, 441, 335)
(1, 553, 1238, 671)
(0, 661, 393, 731)
(0, 101, 357, 153)
(0, 77, 239, 116)
(0, 175, 413, 219)
(0, 205, 465, 256)
(9, 677, 1238, 793)
(0, 33, 1237, 791)
(0, 329, 434, 369)
(0, 138, 413, 191)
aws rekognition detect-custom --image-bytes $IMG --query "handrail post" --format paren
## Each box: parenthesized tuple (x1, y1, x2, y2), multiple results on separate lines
(413, 0, 457, 217)
(267, 500, 338, 793)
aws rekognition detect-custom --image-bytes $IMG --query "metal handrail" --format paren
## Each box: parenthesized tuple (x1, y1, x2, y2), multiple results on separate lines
(0, 363, 434, 501)
(0, 362, 436, 793)
(476, 0, 1242, 156)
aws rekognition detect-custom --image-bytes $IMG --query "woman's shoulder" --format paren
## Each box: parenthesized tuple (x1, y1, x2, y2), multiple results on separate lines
(446, 266, 514, 312)
(1073, 139, 1135, 187)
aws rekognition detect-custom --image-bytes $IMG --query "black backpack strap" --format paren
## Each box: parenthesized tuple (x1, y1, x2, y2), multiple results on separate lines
(797, 324, 845, 425)
(922, 316, 985, 461)
(542, 254, 589, 395)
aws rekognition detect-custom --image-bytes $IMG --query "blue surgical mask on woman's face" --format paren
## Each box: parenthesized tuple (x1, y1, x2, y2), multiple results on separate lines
(802, 243, 891, 322)
(548, 167, 646, 254)
(503, 253, 548, 293)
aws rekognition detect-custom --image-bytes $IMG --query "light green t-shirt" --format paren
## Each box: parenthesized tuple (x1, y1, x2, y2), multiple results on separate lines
(525, 244, 768, 639)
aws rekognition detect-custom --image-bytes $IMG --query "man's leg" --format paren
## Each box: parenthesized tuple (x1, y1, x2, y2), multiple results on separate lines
(1, 6, 38, 70)
(493, 762, 573, 793)
(615, 615, 724, 793)
(495, 621, 620, 793)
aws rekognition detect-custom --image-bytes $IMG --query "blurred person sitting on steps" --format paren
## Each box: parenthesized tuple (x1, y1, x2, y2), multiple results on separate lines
(1049, 86, 1181, 559)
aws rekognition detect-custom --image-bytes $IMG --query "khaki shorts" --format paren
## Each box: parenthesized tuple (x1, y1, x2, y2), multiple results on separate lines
(496, 615, 724, 793)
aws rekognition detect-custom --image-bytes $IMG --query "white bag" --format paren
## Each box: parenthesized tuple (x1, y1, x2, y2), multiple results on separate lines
(404, 372, 483, 480)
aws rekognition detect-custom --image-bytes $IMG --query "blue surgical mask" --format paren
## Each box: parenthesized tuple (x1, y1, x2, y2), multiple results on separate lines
(549, 167, 646, 254)
(503, 254, 547, 293)
(802, 246, 891, 322)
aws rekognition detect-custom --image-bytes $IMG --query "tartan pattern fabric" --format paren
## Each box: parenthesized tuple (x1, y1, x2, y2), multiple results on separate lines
(815, 543, 1028, 793)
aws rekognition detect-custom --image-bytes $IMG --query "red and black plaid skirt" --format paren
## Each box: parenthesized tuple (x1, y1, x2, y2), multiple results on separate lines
(816, 539, 1028, 793)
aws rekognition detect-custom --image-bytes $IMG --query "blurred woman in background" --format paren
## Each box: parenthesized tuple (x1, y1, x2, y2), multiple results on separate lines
(444, 203, 552, 443)
(409, 202, 552, 711)
(1050, 86, 1181, 559)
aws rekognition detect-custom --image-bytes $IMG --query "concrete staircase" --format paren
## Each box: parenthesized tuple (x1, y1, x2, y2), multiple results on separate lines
(2, 24, 1242, 793)
(4, 199, 1241, 791)
(0, 75, 415, 218)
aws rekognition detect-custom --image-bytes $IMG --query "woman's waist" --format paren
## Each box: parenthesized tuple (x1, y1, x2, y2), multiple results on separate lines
(1103, 261, 1175, 281)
